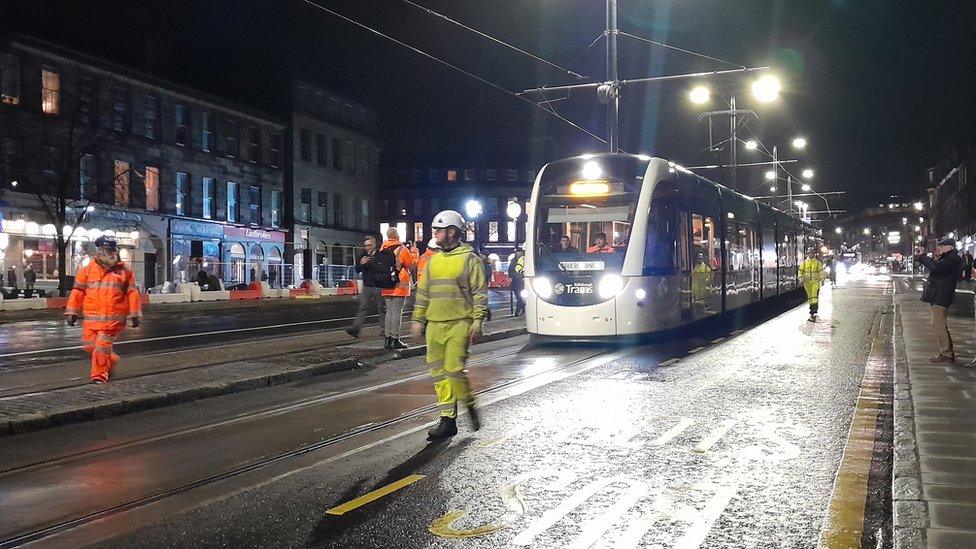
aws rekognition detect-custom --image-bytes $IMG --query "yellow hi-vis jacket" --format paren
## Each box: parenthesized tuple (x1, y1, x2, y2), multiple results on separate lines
(798, 257, 825, 284)
(412, 243, 488, 323)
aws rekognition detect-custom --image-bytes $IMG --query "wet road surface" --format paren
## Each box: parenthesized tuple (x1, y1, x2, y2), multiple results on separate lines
(0, 276, 894, 548)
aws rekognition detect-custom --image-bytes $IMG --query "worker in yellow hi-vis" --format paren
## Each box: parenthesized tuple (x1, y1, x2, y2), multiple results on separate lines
(411, 209, 488, 440)
(798, 248, 826, 322)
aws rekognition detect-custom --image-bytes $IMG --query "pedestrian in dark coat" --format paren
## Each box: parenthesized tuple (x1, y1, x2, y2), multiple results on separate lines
(915, 238, 963, 363)
(6, 266, 16, 289)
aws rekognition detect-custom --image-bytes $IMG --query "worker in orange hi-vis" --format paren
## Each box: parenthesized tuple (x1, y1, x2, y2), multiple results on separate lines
(380, 227, 417, 349)
(65, 236, 143, 383)
(417, 238, 441, 280)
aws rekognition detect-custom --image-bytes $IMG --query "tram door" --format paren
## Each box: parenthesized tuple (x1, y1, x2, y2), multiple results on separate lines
(677, 211, 692, 321)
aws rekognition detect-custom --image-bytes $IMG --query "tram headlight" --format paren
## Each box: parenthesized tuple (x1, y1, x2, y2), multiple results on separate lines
(598, 274, 625, 299)
(532, 276, 553, 299)
(635, 288, 646, 300)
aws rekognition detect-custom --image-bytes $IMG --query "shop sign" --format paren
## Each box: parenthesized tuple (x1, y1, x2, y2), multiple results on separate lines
(224, 226, 285, 243)
(172, 219, 224, 239)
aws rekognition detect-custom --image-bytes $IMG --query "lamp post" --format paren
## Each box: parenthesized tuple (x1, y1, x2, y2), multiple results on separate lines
(465, 199, 483, 251)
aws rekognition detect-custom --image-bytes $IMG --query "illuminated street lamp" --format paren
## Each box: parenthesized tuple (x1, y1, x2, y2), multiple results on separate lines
(506, 201, 522, 220)
(689, 85, 710, 105)
(913, 201, 924, 211)
(801, 168, 814, 179)
(764, 170, 777, 181)
(792, 137, 807, 149)
(834, 227, 843, 234)
(464, 199, 483, 219)
(769, 186, 777, 192)
(744, 140, 758, 150)
(751, 74, 782, 103)
(801, 183, 811, 192)
(863, 228, 871, 236)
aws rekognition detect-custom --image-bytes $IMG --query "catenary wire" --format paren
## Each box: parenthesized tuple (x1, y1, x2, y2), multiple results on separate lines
(399, 0, 586, 79)
(617, 31, 747, 70)
(299, 0, 607, 145)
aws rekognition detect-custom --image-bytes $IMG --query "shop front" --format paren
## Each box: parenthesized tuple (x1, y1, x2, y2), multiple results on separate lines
(169, 218, 224, 285)
(222, 226, 286, 286)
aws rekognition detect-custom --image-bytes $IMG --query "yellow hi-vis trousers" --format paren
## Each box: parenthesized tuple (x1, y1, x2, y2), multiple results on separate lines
(426, 319, 474, 418)
(804, 281, 821, 305)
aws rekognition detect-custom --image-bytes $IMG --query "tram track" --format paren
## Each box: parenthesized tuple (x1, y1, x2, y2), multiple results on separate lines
(0, 344, 611, 548)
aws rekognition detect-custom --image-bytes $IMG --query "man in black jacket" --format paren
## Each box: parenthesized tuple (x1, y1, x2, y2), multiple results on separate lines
(347, 236, 387, 340)
(915, 238, 963, 363)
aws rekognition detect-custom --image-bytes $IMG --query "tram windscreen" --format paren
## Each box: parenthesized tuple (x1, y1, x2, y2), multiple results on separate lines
(533, 157, 646, 274)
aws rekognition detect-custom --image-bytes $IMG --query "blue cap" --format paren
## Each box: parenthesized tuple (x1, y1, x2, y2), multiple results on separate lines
(93, 235, 118, 250)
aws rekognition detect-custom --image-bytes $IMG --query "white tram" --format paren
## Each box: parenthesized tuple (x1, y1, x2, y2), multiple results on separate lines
(523, 153, 820, 338)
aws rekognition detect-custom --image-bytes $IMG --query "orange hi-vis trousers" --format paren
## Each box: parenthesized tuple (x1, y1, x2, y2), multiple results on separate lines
(82, 324, 123, 382)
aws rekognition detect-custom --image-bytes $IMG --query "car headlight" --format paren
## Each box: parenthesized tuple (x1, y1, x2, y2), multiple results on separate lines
(533, 276, 552, 299)
(598, 274, 624, 299)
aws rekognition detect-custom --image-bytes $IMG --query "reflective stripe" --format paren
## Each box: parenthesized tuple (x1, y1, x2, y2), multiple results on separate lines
(72, 283, 87, 291)
(444, 371, 467, 379)
(92, 345, 113, 355)
(84, 281, 127, 289)
(83, 314, 129, 322)
(65, 308, 81, 316)
(95, 333, 117, 342)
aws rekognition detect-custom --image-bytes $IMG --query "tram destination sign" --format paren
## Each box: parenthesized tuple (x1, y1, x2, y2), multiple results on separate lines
(559, 260, 605, 271)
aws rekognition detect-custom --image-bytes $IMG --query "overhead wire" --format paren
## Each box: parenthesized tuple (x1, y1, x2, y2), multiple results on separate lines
(299, 0, 607, 145)
(398, 0, 586, 79)
(617, 32, 747, 70)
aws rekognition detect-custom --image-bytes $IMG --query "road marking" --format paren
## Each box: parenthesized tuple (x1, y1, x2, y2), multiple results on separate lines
(651, 417, 695, 446)
(477, 422, 534, 448)
(820, 322, 888, 548)
(687, 346, 706, 354)
(672, 483, 739, 549)
(658, 357, 680, 367)
(692, 419, 735, 453)
(325, 474, 425, 515)
(710, 337, 725, 344)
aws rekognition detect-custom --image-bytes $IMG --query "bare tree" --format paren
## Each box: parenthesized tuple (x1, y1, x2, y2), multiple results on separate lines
(0, 86, 134, 296)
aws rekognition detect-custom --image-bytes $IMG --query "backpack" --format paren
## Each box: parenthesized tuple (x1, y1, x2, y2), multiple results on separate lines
(372, 247, 400, 289)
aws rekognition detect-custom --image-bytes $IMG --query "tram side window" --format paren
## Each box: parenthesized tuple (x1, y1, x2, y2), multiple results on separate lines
(691, 214, 719, 270)
(678, 212, 690, 272)
(762, 225, 777, 268)
(727, 223, 756, 271)
(644, 200, 676, 272)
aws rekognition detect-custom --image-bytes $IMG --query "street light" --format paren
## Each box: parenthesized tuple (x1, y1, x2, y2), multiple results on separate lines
(464, 199, 483, 219)
(801, 183, 811, 192)
(769, 186, 777, 192)
(764, 170, 777, 181)
(863, 228, 871, 236)
(744, 139, 758, 150)
(506, 201, 522, 220)
(913, 201, 924, 211)
(751, 74, 782, 103)
(689, 85, 710, 105)
(792, 137, 807, 149)
(834, 227, 842, 234)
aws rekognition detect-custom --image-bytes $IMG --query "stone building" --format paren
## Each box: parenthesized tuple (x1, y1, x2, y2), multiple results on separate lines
(284, 80, 380, 286)
(0, 34, 286, 291)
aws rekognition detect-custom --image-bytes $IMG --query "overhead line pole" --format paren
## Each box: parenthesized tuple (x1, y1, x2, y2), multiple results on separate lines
(607, 0, 619, 153)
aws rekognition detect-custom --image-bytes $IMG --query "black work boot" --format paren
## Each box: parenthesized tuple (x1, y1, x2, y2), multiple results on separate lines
(391, 338, 408, 350)
(427, 417, 458, 440)
(465, 402, 481, 432)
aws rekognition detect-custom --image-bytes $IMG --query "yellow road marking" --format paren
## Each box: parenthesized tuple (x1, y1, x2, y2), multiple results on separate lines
(820, 325, 887, 548)
(326, 474, 426, 515)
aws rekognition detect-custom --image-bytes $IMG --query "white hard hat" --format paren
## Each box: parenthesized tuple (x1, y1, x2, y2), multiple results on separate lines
(431, 209, 465, 230)
(427, 238, 440, 250)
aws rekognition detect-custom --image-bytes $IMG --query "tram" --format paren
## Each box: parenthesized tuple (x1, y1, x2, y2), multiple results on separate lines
(523, 153, 821, 338)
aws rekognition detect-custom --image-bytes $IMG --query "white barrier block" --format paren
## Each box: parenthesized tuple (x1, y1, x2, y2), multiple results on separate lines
(196, 290, 231, 302)
(148, 293, 191, 304)
(0, 298, 49, 311)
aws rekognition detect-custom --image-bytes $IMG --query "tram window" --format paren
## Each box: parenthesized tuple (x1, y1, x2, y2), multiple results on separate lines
(644, 200, 676, 271)
(691, 214, 719, 270)
(678, 212, 690, 272)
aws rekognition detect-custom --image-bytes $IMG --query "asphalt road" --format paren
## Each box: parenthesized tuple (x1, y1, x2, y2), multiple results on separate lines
(0, 275, 893, 548)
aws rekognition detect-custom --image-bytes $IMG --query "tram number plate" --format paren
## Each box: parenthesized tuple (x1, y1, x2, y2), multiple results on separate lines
(560, 261, 605, 271)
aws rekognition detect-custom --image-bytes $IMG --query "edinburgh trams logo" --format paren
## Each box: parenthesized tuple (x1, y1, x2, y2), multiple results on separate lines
(553, 282, 594, 295)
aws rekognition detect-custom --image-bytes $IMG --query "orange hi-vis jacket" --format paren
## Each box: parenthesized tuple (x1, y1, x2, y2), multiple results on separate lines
(417, 249, 437, 282)
(380, 239, 416, 298)
(66, 260, 143, 330)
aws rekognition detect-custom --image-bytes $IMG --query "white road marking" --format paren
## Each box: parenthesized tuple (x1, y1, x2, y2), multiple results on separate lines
(710, 337, 725, 344)
(672, 483, 739, 549)
(658, 358, 680, 367)
(512, 476, 643, 546)
(651, 417, 695, 446)
(565, 479, 648, 549)
(692, 419, 735, 453)
(687, 346, 706, 354)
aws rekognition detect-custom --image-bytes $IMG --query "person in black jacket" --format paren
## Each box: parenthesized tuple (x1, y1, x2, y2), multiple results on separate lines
(347, 236, 387, 340)
(915, 238, 963, 363)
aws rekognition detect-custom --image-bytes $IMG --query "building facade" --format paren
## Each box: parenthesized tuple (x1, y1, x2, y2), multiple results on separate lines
(0, 35, 286, 290)
(927, 147, 976, 255)
(378, 161, 535, 267)
(284, 80, 380, 286)
(824, 196, 928, 261)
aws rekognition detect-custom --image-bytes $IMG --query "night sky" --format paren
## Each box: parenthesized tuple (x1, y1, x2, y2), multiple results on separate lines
(3, 0, 974, 210)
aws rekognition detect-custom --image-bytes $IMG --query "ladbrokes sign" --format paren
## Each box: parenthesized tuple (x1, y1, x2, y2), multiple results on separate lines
(223, 226, 285, 243)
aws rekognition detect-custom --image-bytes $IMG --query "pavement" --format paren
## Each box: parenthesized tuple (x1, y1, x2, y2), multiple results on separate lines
(0, 274, 899, 548)
(891, 276, 976, 549)
(0, 313, 527, 437)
